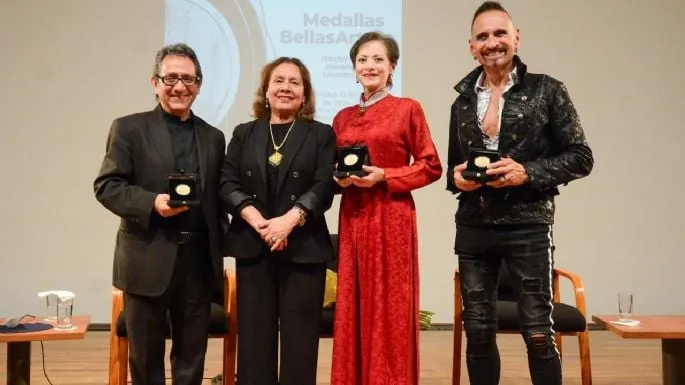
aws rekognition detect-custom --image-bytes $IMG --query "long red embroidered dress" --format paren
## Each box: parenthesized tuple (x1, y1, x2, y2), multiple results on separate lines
(330, 95, 442, 385)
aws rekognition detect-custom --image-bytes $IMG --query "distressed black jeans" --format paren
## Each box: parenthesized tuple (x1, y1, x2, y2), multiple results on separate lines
(455, 224, 561, 385)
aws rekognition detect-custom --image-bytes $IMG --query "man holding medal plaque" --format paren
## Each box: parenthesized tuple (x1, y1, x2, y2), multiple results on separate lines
(94, 43, 227, 385)
(446, 2, 594, 385)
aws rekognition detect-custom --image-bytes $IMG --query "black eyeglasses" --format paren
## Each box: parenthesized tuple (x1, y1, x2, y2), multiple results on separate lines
(156, 74, 200, 86)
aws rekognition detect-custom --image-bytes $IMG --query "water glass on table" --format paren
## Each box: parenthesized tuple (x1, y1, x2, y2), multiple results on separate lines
(55, 299, 74, 330)
(618, 292, 634, 322)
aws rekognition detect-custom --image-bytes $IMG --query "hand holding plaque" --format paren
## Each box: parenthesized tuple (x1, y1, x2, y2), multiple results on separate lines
(167, 172, 200, 207)
(462, 148, 501, 183)
(335, 145, 371, 178)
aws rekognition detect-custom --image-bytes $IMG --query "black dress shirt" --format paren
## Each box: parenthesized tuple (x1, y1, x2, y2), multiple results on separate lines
(266, 122, 292, 217)
(161, 109, 207, 233)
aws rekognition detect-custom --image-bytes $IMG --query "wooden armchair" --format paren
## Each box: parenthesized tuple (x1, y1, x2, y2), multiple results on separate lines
(108, 269, 237, 385)
(453, 264, 592, 385)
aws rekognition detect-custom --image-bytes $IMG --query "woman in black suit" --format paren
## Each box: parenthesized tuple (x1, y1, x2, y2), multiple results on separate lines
(219, 57, 336, 385)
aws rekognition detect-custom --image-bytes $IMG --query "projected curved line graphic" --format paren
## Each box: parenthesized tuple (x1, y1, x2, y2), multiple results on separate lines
(165, 0, 240, 127)
(165, 0, 266, 136)
(166, 0, 402, 128)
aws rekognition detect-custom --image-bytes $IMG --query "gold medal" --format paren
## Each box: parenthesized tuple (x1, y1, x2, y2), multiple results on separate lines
(175, 184, 191, 196)
(474, 156, 491, 168)
(268, 151, 283, 166)
(343, 153, 359, 166)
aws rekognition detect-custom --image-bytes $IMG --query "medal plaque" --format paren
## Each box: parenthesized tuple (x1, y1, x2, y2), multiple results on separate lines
(167, 173, 200, 207)
(335, 145, 371, 178)
(462, 148, 501, 182)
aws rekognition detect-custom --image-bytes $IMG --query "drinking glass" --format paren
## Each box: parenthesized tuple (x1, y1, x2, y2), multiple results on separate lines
(55, 298, 74, 330)
(618, 292, 633, 321)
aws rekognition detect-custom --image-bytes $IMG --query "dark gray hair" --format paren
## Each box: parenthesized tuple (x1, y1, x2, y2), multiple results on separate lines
(152, 43, 203, 85)
(472, 1, 511, 29)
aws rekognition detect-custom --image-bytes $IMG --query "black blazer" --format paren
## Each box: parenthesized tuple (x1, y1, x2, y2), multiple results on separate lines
(219, 117, 336, 263)
(94, 106, 227, 297)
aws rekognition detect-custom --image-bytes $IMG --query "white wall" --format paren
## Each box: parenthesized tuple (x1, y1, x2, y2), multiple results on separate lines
(1, 0, 684, 324)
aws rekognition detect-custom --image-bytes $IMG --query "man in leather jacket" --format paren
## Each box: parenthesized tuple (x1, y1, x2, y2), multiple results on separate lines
(446, 2, 593, 385)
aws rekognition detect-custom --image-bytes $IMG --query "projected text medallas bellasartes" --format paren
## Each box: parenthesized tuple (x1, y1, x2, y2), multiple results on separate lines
(281, 12, 386, 44)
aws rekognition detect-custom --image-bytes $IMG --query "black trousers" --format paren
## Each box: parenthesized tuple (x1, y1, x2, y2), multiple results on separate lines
(455, 224, 562, 385)
(236, 254, 326, 385)
(123, 242, 213, 385)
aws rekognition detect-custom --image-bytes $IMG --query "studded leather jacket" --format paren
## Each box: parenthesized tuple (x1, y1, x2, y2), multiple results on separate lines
(446, 56, 594, 226)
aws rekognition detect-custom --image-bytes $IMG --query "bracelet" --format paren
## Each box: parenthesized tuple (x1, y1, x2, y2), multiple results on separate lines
(294, 206, 307, 227)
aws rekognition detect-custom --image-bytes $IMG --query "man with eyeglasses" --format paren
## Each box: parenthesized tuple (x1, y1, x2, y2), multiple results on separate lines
(94, 43, 228, 385)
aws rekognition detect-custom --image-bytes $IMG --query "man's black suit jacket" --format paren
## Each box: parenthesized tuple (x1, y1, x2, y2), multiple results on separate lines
(219, 117, 336, 263)
(94, 106, 227, 297)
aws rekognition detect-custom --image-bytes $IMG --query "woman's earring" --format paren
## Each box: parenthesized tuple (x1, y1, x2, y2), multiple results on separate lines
(265, 93, 269, 109)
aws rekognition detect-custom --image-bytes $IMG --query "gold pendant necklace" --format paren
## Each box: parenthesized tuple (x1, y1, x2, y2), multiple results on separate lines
(268, 119, 296, 166)
(268, 151, 283, 166)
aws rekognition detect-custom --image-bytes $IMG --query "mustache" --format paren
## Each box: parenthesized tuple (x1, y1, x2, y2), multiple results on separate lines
(483, 47, 507, 55)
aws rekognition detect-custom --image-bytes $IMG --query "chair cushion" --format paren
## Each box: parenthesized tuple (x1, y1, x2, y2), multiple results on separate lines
(320, 307, 335, 336)
(116, 302, 230, 337)
(496, 301, 587, 333)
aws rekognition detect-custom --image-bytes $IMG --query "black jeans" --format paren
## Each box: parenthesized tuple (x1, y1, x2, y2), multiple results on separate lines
(455, 224, 561, 385)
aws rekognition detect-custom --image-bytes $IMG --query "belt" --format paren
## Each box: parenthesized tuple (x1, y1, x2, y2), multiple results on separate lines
(171, 231, 207, 245)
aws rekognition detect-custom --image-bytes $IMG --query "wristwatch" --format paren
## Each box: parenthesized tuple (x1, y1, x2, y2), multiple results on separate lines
(294, 206, 307, 227)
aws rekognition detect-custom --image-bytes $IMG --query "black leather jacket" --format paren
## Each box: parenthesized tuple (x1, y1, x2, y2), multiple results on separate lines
(446, 56, 593, 225)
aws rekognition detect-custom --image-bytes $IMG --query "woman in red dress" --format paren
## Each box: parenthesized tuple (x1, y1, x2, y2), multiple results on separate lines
(330, 31, 443, 385)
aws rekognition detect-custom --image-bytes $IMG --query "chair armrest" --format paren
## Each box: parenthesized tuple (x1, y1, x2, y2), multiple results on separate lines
(454, 270, 463, 322)
(553, 268, 588, 317)
(223, 269, 237, 328)
(111, 288, 123, 329)
(109, 286, 125, 384)
(222, 267, 238, 383)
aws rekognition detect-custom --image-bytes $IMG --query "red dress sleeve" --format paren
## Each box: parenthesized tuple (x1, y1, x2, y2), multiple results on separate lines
(384, 100, 443, 193)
